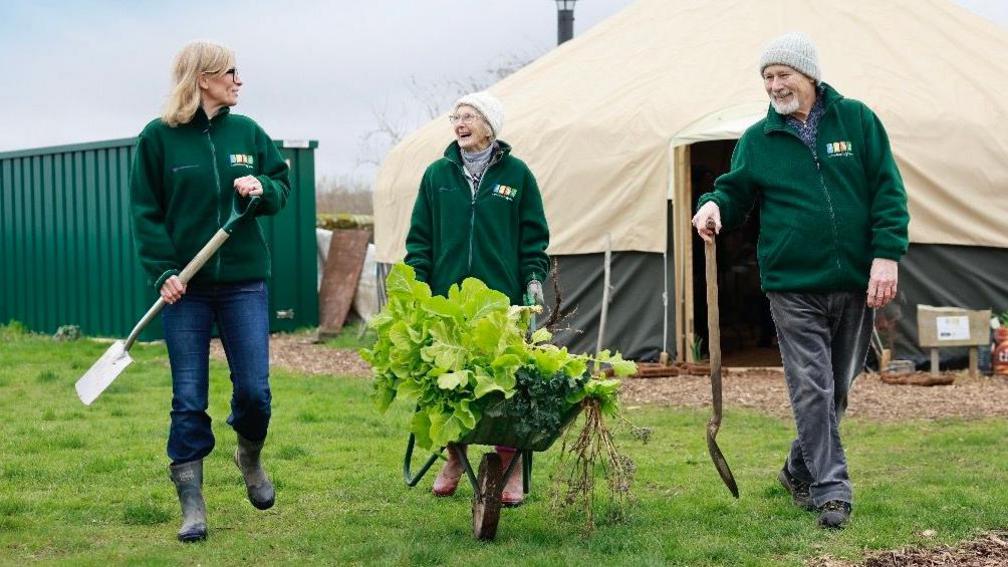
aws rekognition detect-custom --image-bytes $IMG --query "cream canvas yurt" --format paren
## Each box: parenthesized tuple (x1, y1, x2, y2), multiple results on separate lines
(374, 0, 1008, 364)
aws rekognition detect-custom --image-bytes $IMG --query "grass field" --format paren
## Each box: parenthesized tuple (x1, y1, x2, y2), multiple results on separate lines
(2, 323, 1007, 566)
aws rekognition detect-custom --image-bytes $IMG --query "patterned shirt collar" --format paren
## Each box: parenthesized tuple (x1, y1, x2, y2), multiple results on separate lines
(785, 85, 826, 153)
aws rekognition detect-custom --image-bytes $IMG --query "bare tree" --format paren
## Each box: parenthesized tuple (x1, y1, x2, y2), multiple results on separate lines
(355, 50, 543, 171)
(355, 101, 412, 169)
(316, 174, 374, 215)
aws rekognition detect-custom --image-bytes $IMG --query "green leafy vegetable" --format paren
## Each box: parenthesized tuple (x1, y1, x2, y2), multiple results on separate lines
(360, 263, 636, 449)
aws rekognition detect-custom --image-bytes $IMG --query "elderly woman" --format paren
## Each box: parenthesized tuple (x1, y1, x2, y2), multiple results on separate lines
(404, 91, 550, 506)
(129, 41, 290, 542)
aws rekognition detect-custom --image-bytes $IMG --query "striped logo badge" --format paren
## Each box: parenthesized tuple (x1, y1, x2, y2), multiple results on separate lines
(229, 154, 255, 167)
(492, 184, 518, 202)
(825, 141, 853, 157)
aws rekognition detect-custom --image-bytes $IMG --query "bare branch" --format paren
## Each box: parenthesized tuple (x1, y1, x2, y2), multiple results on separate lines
(354, 49, 544, 172)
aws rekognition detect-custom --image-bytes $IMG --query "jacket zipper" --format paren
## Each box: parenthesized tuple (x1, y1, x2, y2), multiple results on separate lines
(206, 122, 225, 280)
(452, 150, 501, 273)
(467, 174, 483, 271)
(810, 152, 843, 272)
(777, 125, 843, 273)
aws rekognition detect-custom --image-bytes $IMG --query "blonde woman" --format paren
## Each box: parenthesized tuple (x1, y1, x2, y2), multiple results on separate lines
(129, 41, 290, 542)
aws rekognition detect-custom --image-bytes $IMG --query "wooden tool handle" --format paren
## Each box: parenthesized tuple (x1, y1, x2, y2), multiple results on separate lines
(704, 222, 722, 415)
(178, 229, 230, 284)
(123, 228, 231, 350)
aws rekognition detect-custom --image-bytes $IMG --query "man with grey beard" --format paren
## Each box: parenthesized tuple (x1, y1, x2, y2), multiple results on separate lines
(691, 32, 909, 529)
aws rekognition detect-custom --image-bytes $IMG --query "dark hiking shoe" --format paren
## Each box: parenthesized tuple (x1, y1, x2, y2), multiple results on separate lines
(169, 460, 207, 543)
(817, 500, 852, 529)
(778, 464, 813, 511)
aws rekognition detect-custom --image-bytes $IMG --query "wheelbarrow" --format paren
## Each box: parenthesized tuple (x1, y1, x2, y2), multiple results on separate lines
(402, 399, 582, 540)
(401, 307, 583, 540)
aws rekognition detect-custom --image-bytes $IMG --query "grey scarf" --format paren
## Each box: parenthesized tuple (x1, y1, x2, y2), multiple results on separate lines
(461, 142, 495, 186)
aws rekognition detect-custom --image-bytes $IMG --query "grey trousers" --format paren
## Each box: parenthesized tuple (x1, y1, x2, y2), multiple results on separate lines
(767, 291, 873, 507)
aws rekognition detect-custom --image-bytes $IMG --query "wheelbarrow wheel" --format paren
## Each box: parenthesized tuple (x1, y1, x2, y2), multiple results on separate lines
(472, 452, 504, 540)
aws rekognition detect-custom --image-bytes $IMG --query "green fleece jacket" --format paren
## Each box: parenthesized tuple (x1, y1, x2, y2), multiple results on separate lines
(130, 107, 290, 290)
(698, 83, 909, 292)
(405, 141, 550, 305)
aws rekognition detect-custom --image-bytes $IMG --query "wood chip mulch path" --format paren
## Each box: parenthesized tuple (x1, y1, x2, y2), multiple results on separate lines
(216, 335, 1008, 423)
(209, 333, 372, 377)
(620, 367, 1008, 422)
(810, 531, 1008, 567)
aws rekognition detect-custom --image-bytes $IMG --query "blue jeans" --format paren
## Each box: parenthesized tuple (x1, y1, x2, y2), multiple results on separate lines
(768, 291, 873, 507)
(162, 279, 271, 464)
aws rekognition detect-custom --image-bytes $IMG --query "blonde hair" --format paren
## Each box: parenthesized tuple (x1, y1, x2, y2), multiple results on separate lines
(160, 41, 235, 127)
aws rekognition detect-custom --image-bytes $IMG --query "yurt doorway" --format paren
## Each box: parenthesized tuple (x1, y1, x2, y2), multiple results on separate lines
(688, 140, 781, 367)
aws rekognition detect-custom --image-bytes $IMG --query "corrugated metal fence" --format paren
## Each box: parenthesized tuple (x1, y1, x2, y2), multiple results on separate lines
(0, 138, 318, 340)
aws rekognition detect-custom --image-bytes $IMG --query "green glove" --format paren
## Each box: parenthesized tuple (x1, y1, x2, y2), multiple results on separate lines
(526, 280, 544, 307)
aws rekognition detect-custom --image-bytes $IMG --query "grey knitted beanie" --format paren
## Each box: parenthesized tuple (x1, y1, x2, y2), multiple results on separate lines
(759, 32, 821, 83)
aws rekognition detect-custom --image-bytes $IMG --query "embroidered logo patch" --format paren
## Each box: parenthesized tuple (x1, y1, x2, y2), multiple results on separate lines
(229, 154, 255, 168)
(825, 141, 854, 157)
(492, 184, 518, 201)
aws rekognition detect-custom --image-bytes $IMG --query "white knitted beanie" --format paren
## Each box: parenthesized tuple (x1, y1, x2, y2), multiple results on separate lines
(453, 91, 504, 137)
(759, 32, 821, 83)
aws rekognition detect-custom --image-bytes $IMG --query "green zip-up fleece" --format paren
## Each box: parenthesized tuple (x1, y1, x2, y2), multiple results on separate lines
(130, 107, 290, 290)
(698, 83, 909, 292)
(405, 141, 550, 305)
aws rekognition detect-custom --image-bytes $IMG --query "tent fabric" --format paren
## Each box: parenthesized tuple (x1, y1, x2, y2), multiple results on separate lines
(545, 252, 673, 361)
(376, 252, 674, 361)
(374, 0, 1008, 262)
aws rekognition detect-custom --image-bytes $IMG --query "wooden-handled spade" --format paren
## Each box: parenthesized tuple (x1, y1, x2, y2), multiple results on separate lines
(704, 218, 739, 498)
(75, 196, 261, 405)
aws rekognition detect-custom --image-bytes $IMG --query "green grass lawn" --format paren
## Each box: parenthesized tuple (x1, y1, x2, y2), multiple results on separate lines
(2, 323, 1007, 566)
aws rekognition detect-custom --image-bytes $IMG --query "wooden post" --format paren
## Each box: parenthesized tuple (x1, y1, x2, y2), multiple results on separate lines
(968, 347, 978, 378)
(673, 145, 693, 362)
(930, 348, 940, 377)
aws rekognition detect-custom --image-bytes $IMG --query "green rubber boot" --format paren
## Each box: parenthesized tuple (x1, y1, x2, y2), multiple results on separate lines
(169, 460, 207, 543)
(234, 434, 275, 510)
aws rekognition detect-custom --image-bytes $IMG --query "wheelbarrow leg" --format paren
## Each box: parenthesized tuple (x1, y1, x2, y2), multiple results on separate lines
(472, 453, 504, 540)
(456, 446, 480, 493)
(402, 433, 443, 487)
(522, 450, 532, 494)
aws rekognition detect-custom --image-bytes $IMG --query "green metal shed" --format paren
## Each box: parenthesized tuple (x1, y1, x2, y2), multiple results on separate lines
(0, 138, 319, 340)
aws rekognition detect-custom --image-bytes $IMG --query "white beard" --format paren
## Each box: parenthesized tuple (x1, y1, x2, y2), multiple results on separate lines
(771, 96, 800, 115)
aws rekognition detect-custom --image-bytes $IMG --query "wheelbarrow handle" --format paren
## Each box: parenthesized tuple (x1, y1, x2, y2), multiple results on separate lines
(522, 293, 538, 338)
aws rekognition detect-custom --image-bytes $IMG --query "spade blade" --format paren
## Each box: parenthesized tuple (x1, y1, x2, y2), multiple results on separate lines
(75, 340, 133, 405)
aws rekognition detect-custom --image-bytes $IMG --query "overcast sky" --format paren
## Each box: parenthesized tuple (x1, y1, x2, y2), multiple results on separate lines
(1, 0, 1005, 185)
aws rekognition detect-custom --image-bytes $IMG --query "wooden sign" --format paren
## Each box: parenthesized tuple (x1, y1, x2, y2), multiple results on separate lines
(916, 305, 991, 378)
(917, 305, 990, 348)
